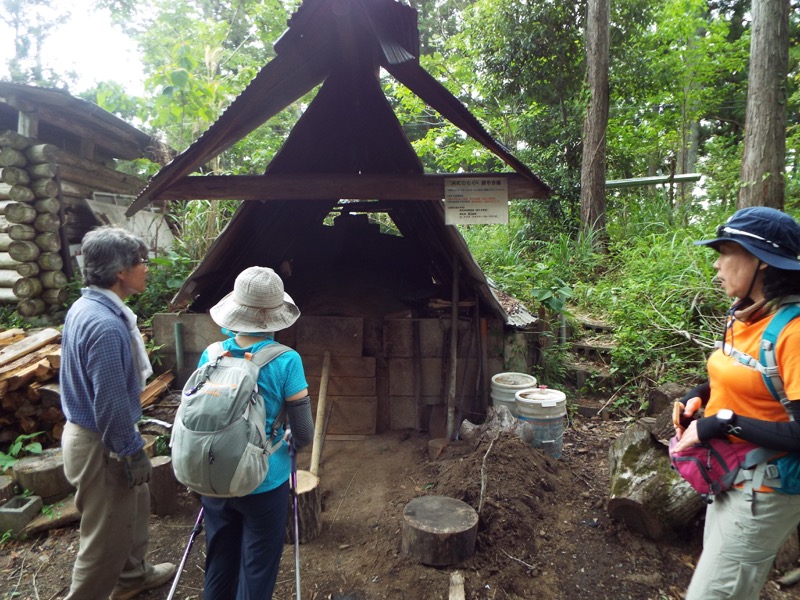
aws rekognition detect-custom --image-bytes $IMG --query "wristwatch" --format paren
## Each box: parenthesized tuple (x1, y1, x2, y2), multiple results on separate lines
(716, 408, 735, 424)
(715, 408, 738, 434)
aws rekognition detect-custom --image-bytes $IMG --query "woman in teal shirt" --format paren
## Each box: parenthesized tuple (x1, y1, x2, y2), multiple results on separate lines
(201, 266, 315, 599)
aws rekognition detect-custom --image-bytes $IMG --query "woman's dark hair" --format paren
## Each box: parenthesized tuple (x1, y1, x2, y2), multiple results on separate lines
(81, 226, 148, 287)
(763, 265, 800, 301)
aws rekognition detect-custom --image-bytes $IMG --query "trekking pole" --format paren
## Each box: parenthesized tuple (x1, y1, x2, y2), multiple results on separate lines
(166, 506, 204, 600)
(289, 435, 302, 600)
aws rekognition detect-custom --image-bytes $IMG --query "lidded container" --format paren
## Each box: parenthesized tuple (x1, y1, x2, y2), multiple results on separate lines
(515, 387, 567, 458)
(490, 372, 537, 416)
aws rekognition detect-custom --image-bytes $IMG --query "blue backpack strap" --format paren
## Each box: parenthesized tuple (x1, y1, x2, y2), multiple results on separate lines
(759, 302, 800, 415)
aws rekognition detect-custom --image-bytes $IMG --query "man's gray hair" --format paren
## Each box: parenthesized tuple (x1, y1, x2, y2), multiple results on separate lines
(81, 226, 148, 288)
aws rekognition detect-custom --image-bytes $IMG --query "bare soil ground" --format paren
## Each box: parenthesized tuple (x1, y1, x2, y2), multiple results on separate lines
(4, 408, 800, 600)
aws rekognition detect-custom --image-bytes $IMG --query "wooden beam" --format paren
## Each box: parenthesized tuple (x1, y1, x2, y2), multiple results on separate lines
(155, 173, 548, 202)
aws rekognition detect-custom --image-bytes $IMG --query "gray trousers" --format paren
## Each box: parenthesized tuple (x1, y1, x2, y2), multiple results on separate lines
(62, 422, 151, 600)
(687, 487, 800, 599)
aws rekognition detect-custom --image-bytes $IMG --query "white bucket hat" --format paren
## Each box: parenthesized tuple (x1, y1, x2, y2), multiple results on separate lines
(210, 266, 300, 333)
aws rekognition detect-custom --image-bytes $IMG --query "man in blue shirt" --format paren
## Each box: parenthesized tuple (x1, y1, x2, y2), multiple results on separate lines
(60, 226, 175, 600)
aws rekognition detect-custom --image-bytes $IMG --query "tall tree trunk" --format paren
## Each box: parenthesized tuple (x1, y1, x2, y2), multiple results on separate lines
(738, 0, 789, 209)
(580, 0, 610, 246)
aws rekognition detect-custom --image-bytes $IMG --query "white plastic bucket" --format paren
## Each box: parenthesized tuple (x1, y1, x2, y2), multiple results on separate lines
(515, 388, 567, 458)
(490, 372, 537, 417)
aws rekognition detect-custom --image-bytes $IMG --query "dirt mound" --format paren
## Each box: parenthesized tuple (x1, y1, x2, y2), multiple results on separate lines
(4, 418, 800, 599)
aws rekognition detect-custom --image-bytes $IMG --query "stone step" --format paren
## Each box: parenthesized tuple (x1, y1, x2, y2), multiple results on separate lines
(575, 315, 614, 334)
(571, 340, 615, 359)
(565, 359, 616, 391)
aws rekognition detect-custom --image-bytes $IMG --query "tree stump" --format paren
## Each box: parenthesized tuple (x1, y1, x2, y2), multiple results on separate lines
(607, 420, 705, 540)
(401, 496, 478, 566)
(285, 469, 321, 544)
(12, 448, 75, 504)
(149, 456, 178, 517)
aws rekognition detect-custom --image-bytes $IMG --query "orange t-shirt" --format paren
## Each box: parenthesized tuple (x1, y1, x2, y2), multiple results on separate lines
(706, 311, 800, 424)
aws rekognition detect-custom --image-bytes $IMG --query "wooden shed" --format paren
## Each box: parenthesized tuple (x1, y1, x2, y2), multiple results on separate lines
(0, 81, 173, 319)
(137, 0, 551, 436)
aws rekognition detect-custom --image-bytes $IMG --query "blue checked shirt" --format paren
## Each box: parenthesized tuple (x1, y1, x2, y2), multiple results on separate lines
(60, 289, 145, 456)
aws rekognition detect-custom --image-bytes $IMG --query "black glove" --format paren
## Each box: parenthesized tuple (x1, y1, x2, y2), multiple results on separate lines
(123, 449, 152, 487)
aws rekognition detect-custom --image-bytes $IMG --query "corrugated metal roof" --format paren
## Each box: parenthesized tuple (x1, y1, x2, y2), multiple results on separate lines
(125, 0, 547, 327)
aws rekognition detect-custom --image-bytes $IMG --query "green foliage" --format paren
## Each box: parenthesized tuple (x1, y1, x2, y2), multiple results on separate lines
(0, 432, 44, 472)
(126, 250, 196, 324)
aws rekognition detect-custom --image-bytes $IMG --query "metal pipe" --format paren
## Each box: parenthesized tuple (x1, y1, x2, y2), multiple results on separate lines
(174, 321, 184, 374)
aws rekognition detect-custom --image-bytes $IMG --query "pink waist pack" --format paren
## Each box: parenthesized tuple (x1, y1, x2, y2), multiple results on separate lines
(668, 437, 760, 502)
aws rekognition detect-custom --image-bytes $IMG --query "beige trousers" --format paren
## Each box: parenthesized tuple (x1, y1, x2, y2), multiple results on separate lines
(62, 422, 151, 600)
(687, 487, 800, 599)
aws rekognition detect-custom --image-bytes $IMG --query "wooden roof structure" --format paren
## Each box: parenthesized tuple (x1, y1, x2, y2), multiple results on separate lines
(128, 0, 550, 323)
(0, 81, 168, 163)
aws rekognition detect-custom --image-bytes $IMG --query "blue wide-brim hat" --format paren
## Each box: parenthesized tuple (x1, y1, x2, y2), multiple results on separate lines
(694, 207, 800, 271)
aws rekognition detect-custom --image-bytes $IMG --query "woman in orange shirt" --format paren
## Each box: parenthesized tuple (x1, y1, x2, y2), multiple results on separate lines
(673, 206, 800, 599)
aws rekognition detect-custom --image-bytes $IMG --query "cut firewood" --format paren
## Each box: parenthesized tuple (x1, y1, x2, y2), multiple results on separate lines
(0, 328, 60, 368)
(140, 370, 175, 408)
(0, 343, 62, 390)
(0, 328, 25, 345)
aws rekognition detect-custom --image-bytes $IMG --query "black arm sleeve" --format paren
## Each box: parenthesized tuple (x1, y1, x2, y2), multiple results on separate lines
(696, 400, 800, 452)
(286, 396, 314, 450)
(681, 381, 711, 405)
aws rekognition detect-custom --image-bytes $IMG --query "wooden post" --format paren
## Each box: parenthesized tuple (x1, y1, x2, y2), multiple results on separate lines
(309, 350, 331, 477)
(148, 456, 179, 517)
(446, 256, 460, 440)
(413, 319, 423, 430)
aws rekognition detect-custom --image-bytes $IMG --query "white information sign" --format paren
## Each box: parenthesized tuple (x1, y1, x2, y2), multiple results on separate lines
(444, 177, 509, 225)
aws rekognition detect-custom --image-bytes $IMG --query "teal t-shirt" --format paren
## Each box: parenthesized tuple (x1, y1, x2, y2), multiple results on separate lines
(198, 334, 308, 493)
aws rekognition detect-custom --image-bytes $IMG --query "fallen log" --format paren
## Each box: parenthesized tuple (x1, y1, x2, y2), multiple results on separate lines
(37, 252, 62, 271)
(8, 240, 41, 262)
(40, 270, 67, 289)
(35, 232, 60, 252)
(0, 184, 35, 203)
(0, 147, 26, 168)
(30, 178, 58, 199)
(0, 167, 30, 186)
(607, 419, 706, 540)
(16, 298, 45, 318)
(0, 269, 22, 287)
(0, 130, 33, 150)
(16, 262, 39, 277)
(8, 224, 36, 241)
(13, 277, 42, 299)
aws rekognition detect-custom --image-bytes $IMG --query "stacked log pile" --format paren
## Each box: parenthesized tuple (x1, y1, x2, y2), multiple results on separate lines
(0, 327, 175, 449)
(0, 129, 147, 318)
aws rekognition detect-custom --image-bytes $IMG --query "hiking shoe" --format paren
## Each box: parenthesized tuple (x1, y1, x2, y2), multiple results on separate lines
(110, 562, 177, 600)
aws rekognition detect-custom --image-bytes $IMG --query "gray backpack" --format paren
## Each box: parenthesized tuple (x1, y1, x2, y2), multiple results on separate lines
(171, 341, 291, 497)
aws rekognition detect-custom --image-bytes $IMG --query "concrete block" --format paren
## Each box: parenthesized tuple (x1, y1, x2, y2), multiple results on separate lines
(0, 495, 42, 535)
